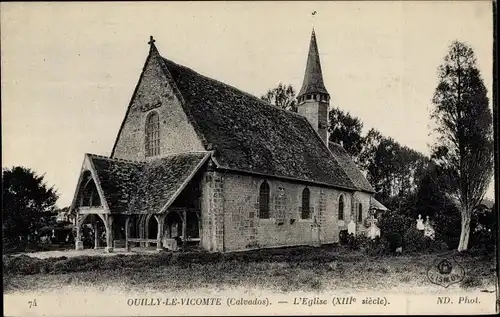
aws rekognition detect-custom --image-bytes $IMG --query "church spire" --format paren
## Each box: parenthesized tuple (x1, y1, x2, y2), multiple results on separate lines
(297, 29, 329, 98)
(296, 29, 330, 145)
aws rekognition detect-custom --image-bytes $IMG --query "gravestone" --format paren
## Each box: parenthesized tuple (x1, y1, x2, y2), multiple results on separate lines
(424, 215, 435, 240)
(416, 214, 425, 231)
(366, 218, 380, 240)
(310, 221, 320, 247)
(347, 220, 356, 235)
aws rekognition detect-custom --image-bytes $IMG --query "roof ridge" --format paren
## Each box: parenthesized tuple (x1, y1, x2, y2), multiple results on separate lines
(148, 151, 211, 158)
(327, 143, 375, 193)
(86, 153, 145, 165)
(161, 57, 305, 119)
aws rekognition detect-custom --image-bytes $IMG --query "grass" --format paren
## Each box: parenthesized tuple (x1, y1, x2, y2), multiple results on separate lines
(3, 245, 497, 294)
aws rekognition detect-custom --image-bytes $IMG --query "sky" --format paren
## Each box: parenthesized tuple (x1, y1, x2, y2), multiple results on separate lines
(1, 1, 495, 207)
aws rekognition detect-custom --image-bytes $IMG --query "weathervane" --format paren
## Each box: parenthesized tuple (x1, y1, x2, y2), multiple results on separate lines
(311, 10, 317, 29)
(148, 35, 155, 45)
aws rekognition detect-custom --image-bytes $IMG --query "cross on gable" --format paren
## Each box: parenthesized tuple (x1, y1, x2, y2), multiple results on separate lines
(148, 36, 155, 45)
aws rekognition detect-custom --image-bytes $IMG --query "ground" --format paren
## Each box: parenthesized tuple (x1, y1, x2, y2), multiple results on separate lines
(3, 245, 497, 295)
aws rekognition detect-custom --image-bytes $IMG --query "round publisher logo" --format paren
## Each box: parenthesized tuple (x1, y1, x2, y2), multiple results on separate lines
(427, 256, 465, 288)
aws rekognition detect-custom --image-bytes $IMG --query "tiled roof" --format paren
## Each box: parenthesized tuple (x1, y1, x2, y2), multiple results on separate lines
(162, 58, 356, 190)
(371, 198, 389, 211)
(328, 142, 375, 193)
(88, 152, 209, 213)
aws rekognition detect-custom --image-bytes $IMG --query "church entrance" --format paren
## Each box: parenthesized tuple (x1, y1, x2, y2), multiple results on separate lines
(161, 208, 200, 251)
(77, 214, 106, 249)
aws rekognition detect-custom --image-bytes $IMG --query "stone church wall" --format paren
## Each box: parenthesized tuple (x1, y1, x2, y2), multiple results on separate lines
(200, 169, 225, 252)
(352, 191, 372, 234)
(112, 55, 205, 161)
(202, 172, 355, 252)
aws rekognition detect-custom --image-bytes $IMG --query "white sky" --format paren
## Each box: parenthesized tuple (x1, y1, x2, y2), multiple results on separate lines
(1, 1, 494, 207)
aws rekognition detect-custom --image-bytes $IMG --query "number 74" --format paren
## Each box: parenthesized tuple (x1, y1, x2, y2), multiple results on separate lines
(28, 299, 37, 308)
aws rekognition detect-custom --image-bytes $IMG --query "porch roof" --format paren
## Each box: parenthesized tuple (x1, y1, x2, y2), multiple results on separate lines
(85, 152, 210, 214)
(370, 198, 389, 211)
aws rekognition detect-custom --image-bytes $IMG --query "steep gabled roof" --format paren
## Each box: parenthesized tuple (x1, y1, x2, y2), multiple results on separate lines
(161, 57, 356, 190)
(87, 152, 210, 213)
(329, 142, 375, 193)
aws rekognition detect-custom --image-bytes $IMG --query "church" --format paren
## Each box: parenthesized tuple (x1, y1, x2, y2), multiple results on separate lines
(69, 30, 387, 253)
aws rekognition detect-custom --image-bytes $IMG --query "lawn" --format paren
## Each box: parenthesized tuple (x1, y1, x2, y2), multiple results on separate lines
(3, 245, 497, 295)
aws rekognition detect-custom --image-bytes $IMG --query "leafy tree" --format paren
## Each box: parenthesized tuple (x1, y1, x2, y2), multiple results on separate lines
(328, 107, 365, 160)
(2, 166, 59, 251)
(413, 163, 461, 249)
(359, 129, 429, 210)
(431, 41, 493, 251)
(260, 83, 297, 112)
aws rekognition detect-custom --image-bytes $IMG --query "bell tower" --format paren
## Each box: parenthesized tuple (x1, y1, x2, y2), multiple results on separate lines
(296, 29, 330, 144)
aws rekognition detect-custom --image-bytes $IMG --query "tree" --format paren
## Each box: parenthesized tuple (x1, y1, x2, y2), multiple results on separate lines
(2, 166, 59, 251)
(431, 41, 493, 251)
(260, 83, 297, 112)
(413, 163, 461, 249)
(328, 107, 365, 160)
(359, 128, 429, 209)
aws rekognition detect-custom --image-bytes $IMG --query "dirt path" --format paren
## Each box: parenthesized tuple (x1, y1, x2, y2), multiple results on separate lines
(16, 248, 159, 259)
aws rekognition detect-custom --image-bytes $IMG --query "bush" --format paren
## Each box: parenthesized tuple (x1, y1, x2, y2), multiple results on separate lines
(434, 210, 461, 249)
(362, 236, 389, 256)
(4, 255, 41, 275)
(402, 228, 448, 254)
(386, 232, 403, 253)
(403, 228, 427, 253)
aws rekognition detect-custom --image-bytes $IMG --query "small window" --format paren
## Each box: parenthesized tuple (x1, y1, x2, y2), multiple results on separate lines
(338, 195, 344, 220)
(259, 181, 270, 219)
(301, 188, 311, 219)
(307, 94, 312, 100)
(145, 111, 160, 157)
(358, 203, 363, 223)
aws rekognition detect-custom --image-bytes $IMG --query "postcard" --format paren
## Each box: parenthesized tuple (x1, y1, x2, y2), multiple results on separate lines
(2, 1, 497, 316)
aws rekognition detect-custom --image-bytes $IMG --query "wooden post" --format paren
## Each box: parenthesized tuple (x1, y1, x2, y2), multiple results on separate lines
(75, 215, 83, 250)
(93, 216, 100, 249)
(182, 209, 187, 251)
(139, 215, 145, 247)
(125, 215, 131, 252)
(197, 211, 201, 241)
(105, 215, 114, 253)
(145, 215, 151, 248)
(156, 214, 164, 251)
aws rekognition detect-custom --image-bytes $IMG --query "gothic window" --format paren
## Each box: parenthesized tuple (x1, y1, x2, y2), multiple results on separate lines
(301, 188, 311, 219)
(358, 203, 363, 223)
(259, 181, 270, 219)
(338, 195, 344, 220)
(145, 111, 160, 157)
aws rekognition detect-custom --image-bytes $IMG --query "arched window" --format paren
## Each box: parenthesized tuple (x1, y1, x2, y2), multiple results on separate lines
(145, 111, 160, 157)
(338, 195, 344, 220)
(358, 203, 363, 223)
(301, 188, 311, 219)
(259, 181, 270, 219)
